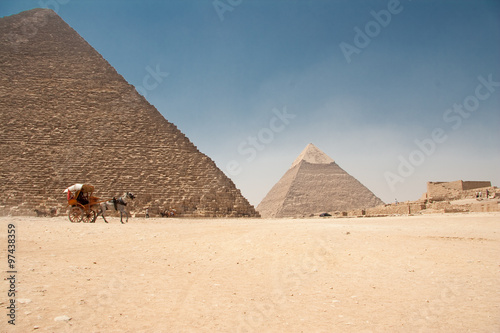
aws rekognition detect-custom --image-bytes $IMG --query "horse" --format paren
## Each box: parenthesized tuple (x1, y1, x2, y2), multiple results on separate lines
(98, 192, 135, 224)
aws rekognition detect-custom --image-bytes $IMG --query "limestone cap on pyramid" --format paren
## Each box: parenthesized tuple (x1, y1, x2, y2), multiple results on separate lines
(290, 143, 335, 169)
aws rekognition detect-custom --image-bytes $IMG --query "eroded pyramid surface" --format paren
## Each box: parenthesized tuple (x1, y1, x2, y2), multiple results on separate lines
(0, 8, 257, 217)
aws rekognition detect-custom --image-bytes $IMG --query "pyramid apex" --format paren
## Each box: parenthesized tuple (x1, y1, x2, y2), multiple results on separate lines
(10, 8, 58, 18)
(290, 143, 335, 168)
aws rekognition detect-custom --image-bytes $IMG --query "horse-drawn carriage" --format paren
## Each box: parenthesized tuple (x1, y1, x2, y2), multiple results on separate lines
(64, 184, 102, 223)
(64, 184, 135, 224)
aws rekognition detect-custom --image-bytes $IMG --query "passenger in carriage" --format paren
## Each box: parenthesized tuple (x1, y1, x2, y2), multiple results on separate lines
(77, 191, 89, 205)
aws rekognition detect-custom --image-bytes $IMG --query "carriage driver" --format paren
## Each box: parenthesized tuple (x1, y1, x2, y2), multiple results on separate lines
(77, 191, 89, 205)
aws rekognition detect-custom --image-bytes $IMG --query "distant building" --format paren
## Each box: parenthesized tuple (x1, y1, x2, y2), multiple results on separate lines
(426, 180, 492, 201)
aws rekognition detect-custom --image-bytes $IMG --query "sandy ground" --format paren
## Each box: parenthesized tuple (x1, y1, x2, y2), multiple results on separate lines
(1, 213, 499, 332)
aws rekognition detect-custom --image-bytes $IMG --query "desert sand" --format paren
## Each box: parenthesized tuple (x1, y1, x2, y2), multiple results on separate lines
(1, 213, 499, 332)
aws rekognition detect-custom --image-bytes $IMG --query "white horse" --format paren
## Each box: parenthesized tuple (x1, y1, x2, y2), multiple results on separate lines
(98, 192, 135, 224)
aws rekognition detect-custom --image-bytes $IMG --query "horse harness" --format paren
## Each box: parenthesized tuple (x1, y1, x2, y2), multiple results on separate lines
(112, 197, 127, 210)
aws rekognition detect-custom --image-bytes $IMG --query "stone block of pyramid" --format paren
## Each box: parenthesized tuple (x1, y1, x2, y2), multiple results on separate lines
(0, 8, 257, 217)
(257, 144, 384, 217)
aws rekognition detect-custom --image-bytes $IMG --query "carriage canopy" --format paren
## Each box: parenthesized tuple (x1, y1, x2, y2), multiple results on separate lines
(64, 184, 95, 194)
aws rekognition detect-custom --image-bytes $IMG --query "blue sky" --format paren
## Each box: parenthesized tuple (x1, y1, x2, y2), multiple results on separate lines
(2, 0, 499, 205)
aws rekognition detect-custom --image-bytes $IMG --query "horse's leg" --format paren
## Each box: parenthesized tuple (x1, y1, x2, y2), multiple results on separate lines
(118, 206, 128, 224)
(100, 205, 108, 223)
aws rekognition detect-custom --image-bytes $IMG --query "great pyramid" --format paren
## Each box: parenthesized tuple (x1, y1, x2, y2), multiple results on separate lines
(0, 8, 258, 217)
(257, 143, 384, 217)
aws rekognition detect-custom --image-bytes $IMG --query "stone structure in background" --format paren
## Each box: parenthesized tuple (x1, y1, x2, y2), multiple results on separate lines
(425, 180, 492, 201)
(345, 180, 499, 217)
(0, 9, 258, 217)
(257, 143, 384, 218)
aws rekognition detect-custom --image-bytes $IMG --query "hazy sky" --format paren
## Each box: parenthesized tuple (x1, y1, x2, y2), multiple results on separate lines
(2, 0, 499, 206)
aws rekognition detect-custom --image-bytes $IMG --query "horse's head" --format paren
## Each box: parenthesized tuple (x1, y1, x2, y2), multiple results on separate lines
(127, 192, 136, 200)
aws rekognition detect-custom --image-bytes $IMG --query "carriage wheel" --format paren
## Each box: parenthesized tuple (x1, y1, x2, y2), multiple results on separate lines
(90, 210, 97, 223)
(90, 205, 100, 223)
(82, 210, 96, 223)
(68, 206, 83, 223)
